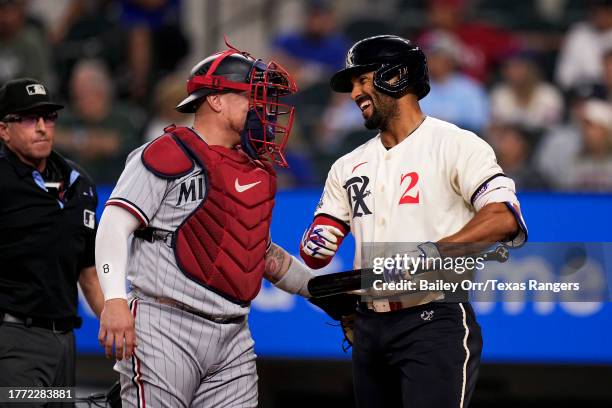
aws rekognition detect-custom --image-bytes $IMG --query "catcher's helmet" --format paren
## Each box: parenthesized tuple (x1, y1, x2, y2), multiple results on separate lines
(176, 52, 256, 113)
(176, 39, 297, 167)
(330, 34, 430, 100)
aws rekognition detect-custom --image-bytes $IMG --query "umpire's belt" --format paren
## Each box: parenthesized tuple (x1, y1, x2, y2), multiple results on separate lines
(0, 312, 82, 332)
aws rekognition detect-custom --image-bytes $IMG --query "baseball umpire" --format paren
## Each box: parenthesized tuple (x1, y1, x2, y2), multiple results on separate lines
(301, 35, 528, 408)
(95, 43, 315, 407)
(0, 78, 104, 401)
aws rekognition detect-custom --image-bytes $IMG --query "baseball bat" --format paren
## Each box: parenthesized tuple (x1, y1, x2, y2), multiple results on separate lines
(308, 245, 509, 298)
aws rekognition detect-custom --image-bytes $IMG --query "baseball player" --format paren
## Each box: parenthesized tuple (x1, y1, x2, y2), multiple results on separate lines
(301, 35, 528, 408)
(94, 44, 314, 407)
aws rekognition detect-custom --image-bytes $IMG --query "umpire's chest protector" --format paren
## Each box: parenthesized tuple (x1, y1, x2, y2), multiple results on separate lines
(142, 126, 276, 305)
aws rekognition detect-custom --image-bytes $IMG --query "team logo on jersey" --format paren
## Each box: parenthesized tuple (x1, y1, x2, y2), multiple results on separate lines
(83, 209, 95, 229)
(315, 197, 324, 211)
(343, 176, 372, 218)
(177, 176, 205, 205)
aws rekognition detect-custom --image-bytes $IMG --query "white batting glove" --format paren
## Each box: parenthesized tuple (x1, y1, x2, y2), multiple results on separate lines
(301, 224, 345, 259)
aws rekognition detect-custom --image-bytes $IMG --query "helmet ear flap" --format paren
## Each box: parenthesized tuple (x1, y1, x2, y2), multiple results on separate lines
(373, 63, 413, 98)
(372, 60, 430, 100)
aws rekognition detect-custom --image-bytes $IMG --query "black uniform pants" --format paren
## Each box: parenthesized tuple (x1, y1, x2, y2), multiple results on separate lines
(0, 321, 75, 407)
(352, 302, 482, 408)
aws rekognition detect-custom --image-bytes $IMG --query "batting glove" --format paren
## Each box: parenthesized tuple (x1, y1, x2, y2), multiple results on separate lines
(300, 215, 349, 269)
(382, 242, 441, 283)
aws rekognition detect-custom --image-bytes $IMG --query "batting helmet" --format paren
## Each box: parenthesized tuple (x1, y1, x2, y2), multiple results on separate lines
(330, 35, 430, 100)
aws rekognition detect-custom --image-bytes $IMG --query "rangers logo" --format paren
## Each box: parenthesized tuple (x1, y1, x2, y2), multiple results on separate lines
(346, 49, 355, 67)
(343, 176, 372, 218)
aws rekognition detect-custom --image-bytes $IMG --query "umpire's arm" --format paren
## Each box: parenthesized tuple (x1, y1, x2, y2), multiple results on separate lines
(79, 266, 104, 318)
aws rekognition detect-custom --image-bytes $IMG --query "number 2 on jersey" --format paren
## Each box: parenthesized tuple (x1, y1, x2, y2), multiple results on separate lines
(399, 172, 420, 204)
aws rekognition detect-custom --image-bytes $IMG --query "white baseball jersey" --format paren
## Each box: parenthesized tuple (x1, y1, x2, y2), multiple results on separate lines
(107, 144, 248, 318)
(316, 116, 525, 269)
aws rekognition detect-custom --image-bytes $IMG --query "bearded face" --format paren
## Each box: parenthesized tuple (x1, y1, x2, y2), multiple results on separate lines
(352, 72, 400, 131)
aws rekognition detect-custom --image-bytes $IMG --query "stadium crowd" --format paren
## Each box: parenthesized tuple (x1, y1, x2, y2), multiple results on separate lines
(2, 0, 612, 191)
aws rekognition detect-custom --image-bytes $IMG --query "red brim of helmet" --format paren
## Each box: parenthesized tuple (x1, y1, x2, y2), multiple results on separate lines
(329, 63, 380, 93)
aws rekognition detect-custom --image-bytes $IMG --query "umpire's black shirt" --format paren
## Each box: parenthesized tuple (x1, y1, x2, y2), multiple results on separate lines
(0, 143, 97, 319)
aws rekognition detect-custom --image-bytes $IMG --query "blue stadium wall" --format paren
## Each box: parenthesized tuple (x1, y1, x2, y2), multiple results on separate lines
(76, 188, 612, 364)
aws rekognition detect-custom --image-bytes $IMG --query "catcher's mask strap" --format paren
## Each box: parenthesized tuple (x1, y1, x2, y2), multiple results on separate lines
(187, 76, 251, 94)
(187, 48, 252, 95)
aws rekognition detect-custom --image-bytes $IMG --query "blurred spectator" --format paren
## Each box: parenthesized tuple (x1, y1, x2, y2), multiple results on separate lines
(419, 31, 489, 134)
(143, 74, 191, 142)
(490, 51, 563, 132)
(47, 0, 124, 99)
(564, 100, 612, 190)
(599, 47, 612, 101)
(317, 93, 364, 153)
(417, 0, 520, 83)
(537, 99, 612, 191)
(488, 123, 549, 190)
(555, 0, 612, 90)
(271, 0, 350, 90)
(54, 59, 143, 184)
(0, 0, 51, 85)
(119, 0, 189, 102)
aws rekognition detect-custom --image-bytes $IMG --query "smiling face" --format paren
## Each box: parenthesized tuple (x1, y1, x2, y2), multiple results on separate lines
(350, 71, 399, 131)
(0, 111, 56, 171)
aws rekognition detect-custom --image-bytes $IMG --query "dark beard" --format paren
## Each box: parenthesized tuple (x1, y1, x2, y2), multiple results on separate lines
(364, 106, 384, 130)
(364, 95, 397, 131)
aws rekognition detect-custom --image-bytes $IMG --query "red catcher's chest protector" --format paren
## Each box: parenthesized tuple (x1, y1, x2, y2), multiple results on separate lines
(141, 126, 276, 305)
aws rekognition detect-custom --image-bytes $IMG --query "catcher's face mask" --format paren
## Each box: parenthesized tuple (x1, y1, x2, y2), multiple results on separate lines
(241, 59, 297, 167)
(185, 43, 297, 167)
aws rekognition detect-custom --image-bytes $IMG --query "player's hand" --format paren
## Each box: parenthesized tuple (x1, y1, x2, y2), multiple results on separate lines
(301, 224, 345, 259)
(98, 298, 137, 361)
(300, 215, 349, 269)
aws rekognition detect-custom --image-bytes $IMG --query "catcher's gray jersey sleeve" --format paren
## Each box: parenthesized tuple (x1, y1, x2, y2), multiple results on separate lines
(106, 146, 168, 226)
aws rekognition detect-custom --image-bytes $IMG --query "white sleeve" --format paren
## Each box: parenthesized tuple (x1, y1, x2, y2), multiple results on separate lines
(471, 176, 528, 247)
(452, 132, 527, 247)
(105, 146, 168, 226)
(452, 132, 505, 205)
(95, 205, 141, 300)
(314, 160, 351, 227)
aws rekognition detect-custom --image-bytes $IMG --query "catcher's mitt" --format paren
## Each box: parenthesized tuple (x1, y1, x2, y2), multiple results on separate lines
(309, 293, 358, 351)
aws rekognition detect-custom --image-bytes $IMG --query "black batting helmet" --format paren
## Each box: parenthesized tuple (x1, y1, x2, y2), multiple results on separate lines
(330, 34, 430, 100)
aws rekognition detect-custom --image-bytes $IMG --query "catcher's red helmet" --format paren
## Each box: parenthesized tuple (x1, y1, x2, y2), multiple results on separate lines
(176, 39, 298, 167)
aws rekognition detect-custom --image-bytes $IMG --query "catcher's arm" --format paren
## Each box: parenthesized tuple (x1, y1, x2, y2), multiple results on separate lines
(264, 243, 314, 297)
